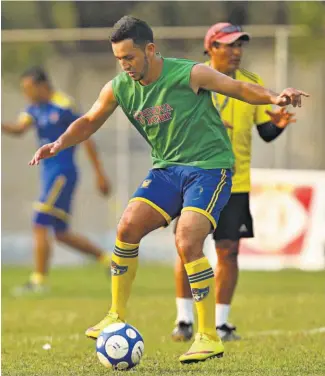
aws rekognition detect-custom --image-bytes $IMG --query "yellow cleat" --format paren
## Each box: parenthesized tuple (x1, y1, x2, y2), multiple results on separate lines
(179, 333, 224, 364)
(85, 312, 123, 340)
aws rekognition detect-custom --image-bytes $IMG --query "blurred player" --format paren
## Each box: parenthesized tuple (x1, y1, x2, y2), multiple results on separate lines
(172, 23, 296, 342)
(28, 17, 308, 363)
(2, 67, 111, 295)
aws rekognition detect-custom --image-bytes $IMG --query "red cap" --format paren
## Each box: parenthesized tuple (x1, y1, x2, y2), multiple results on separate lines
(204, 22, 250, 52)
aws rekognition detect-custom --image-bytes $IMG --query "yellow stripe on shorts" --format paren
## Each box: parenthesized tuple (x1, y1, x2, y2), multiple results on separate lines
(206, 169, 227, 214)
(46, 176, 66, 206)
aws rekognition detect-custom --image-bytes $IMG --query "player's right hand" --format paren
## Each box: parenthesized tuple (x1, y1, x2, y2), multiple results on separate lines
(29, 141, 61, 165)
(274, 88, 310, 108)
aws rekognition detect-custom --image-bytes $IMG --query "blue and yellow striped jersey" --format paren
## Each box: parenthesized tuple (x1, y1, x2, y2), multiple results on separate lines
(20, 91, 80, 172)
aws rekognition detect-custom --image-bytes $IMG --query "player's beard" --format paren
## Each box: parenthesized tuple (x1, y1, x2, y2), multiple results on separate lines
(136, 55, 149, 82)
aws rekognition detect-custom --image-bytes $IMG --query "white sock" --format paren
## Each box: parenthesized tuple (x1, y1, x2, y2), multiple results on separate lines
(216, 304, 230, 327)
(176, 298, 194, 324)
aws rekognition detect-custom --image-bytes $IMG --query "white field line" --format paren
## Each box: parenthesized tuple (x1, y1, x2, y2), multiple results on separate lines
(246, 327, 325, 337)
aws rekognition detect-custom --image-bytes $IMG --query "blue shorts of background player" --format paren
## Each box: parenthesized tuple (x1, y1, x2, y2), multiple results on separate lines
(130, 166, 232, 230)
(33, 167, 78, 232)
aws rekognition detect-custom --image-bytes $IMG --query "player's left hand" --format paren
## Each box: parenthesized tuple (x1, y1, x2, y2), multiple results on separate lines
(265, 108, 296, 129)
(96, 173, 111, 196)
(274, 88, 310, 107)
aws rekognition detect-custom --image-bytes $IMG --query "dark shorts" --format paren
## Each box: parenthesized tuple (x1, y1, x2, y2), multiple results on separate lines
(33, 168, 78, 232)
(213, 192, 254, 241)
(131, 166, 232, 230)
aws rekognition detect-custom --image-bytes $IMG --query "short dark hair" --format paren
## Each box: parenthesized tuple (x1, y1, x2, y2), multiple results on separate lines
(110, 16, 154, 48)
(21, 66, 49, 84)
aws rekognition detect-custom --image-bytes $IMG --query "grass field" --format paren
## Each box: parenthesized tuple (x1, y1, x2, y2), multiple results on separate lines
(2, 264, 325, 375)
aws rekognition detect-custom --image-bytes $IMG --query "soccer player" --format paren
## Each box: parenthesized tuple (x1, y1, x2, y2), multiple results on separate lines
(2, 67, 111, 294)
(28, 17, 308, 363)
(172, 23, 297, 342)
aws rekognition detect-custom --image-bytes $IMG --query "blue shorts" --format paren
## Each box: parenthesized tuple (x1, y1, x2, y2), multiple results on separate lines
(131, 166, 232, 229)
(33, 168, 78, 232)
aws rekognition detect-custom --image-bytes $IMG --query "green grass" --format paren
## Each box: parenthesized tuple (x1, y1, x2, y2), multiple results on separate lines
(2, 265, 325, 375)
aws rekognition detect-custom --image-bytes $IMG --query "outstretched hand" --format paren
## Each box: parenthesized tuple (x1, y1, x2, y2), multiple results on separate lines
(274, 88, 310, 107)
(265, 108, 296, 129)
(29, 141, 62, 166)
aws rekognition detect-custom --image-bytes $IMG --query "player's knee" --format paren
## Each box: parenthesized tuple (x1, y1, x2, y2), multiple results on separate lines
(216, 240, 239, 263)
(175, 234, 202, 263)
(174, 255, 186, 274)
(175, 237, 193, 261)
(33, 224, 49, 236)
(55, 231, 69, 243)
(117, 214, 143, 244)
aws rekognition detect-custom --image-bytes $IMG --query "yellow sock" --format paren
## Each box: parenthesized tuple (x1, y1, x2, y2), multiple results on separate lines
(109, 239, 139, 321)
(98, 252, 111, 266)
(184, 257, 217, 339)
(30, 272, 45, 285)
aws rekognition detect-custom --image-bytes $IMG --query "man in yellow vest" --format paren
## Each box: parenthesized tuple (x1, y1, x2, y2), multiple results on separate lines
(172, 23, 296, 342)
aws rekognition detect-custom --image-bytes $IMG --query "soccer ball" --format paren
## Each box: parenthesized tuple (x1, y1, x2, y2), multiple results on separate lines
(96, 323, 144, 370)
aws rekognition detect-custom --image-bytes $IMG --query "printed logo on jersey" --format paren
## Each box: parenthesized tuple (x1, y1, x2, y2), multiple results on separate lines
(141, 179, 152, 188)
(134, 104, 174, 126)
(191, 287, 210, 302)
(111, 261, 128, 276)
(49, 111, 60, 124)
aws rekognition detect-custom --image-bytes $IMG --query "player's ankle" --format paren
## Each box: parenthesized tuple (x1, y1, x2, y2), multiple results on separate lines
(30, 272, 46, 285)
(176, 297, 194, 324)
(198, 331, 218, 341)
(216, 303, 230, 327)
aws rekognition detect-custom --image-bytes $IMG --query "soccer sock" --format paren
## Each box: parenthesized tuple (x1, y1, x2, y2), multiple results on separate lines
(30, 272, 45, 285)
(185, 257, 217, 339)
(216, 304, 230, 327)
(175, 298, 194, 324)
(109, 239, 139, 321)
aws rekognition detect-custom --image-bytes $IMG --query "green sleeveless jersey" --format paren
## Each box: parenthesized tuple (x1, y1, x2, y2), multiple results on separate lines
(112, 57, 234, 170)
